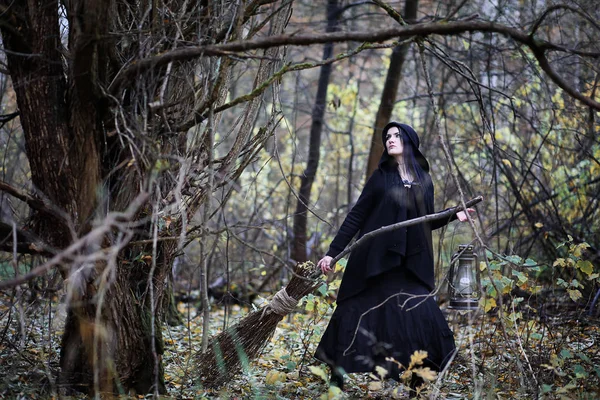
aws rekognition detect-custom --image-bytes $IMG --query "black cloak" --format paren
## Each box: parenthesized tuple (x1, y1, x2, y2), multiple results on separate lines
(326, 122, 456, 302)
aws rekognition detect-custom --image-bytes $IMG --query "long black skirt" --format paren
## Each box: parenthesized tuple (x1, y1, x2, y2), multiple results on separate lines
(315, 266, 456, 378)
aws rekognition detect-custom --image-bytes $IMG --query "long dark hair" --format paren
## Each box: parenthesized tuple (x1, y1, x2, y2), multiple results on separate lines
(380, 123, 434, 211)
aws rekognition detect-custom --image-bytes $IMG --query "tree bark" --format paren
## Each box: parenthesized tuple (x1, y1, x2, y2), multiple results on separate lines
(57, 239, 174, 394)
(0, 1, 79, 243)
(292, 0, 340, 263)
(0, 1, 173, 394)
(365, 0, 419, 180)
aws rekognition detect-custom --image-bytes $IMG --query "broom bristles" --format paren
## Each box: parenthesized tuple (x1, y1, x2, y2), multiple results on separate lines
(196, 261, 321, 388)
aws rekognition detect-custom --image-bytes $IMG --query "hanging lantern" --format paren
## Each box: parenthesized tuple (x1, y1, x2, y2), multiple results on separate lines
(448, 244, 480, 310)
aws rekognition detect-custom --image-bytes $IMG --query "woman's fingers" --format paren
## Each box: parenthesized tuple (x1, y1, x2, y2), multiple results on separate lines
(457, 208, 477, 222)
(318, 256, 333, 273)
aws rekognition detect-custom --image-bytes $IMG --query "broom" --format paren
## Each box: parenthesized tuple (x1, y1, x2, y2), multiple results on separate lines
(195, 261, 322, 388)
(195, 196, 482, 388)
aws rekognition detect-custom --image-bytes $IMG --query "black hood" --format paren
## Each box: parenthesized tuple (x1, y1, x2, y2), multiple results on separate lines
(378, 121, 430, 173)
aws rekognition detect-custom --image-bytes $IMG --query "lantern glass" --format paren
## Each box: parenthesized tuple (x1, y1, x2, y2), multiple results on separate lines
(448, 245, 480, 310)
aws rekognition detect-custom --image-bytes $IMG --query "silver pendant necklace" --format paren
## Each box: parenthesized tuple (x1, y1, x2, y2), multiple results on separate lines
(398, 165, 413, 188)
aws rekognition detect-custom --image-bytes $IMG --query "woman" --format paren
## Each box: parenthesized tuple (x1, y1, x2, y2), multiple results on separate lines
(315, 122, 473, 394)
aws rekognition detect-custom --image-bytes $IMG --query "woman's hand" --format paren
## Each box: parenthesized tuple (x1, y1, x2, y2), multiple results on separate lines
(457, 208, 476, 222)
(318, 255, 334, 274)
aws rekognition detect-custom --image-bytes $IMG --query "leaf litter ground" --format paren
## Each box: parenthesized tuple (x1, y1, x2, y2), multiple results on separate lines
(1, 292, 599, 399)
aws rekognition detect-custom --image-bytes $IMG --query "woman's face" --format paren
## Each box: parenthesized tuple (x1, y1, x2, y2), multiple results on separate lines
(385, 127, 403, 157)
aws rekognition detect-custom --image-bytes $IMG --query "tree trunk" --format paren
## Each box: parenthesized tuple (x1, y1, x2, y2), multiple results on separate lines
(0, 0, 81, 244)
(0, 1, 173, 394)
(292, 0, 340, 263)
(58, 241, 174, 395)
(365, 0, 419, 180)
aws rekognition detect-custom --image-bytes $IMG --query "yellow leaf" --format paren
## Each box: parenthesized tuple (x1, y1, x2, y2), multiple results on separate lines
(567, 289, 582, 302)
(534, 222, 544, 228)
(375, 365, 388, 379)
(502, 159, 512, 168)
(553, 258, 566, 267)
(323, 385, 342, 400)
(309, 365, 328, 383)
(573, 242, 590, 257)
(400, 370, 412, 381)
(391, 386, 404, 399)
(414, 367, 437, 381)
(481, 297, 497, 313)
(304, 299, 314, 312)
(265, 369, 286, 385)
(408, 350, 428, 369)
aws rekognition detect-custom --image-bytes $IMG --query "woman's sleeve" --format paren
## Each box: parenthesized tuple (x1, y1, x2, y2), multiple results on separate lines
(430, 208, 458, 230)
(427, 182, 458, 231)
(326, 171, 381, 258)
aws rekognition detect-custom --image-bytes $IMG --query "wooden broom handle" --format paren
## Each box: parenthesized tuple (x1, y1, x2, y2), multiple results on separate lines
(329, 196, 483, 267)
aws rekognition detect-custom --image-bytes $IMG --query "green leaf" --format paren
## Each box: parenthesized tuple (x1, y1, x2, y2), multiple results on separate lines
(576, 260, 594, 276)
(512, 270, 527, 284)
(530, 332, 543, 340)
(560, 349, 572, 359)
(556, 278, 568, 288)
(573, 364, 588, 379)
(317, 283, 328, 296)
(506, 255, 522, 265)
(512, 297, 524, 305)
(286, 360, 297, 371)
(577, 352, 591, 363)
(571, 279, 583, 289)
(541, 384, 553, 394)
(524, 258, 537, 267)
(489, 261, 502, 271)
(500, 276, 514, 294)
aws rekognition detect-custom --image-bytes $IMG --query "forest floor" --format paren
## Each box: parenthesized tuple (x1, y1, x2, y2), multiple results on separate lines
(1, 291, 599, 399)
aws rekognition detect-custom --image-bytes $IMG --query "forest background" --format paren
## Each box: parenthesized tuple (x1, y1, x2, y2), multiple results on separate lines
(0, 0, 598, 399)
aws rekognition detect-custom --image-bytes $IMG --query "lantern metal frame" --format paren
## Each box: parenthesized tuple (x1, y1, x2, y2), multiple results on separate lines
(447, 244, 481, 310)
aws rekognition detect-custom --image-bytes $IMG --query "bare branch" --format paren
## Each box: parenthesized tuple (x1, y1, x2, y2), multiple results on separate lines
(176, 41, 398, 132)
(109, 20, 600, 110)
(329, 196, 484, 266)
(0, 180, 67, 223)
(530, 4, 600, 36)
(0, 192, 149, 290)
(0, 220, 53, 255)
